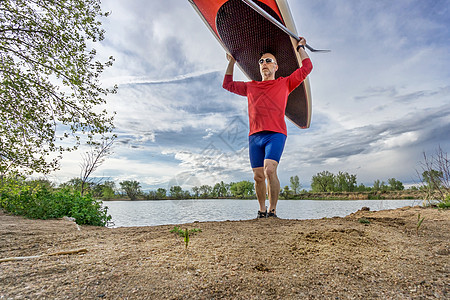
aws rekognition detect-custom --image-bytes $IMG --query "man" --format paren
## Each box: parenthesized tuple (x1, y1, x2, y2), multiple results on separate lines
(223, 37, 313, 218)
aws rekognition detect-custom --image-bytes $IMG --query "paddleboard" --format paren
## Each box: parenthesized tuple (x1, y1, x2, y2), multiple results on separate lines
(188, 0, 312, 129)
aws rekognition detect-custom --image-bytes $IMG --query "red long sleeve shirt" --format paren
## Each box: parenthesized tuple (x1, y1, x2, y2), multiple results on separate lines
(223, 58, 312, 136)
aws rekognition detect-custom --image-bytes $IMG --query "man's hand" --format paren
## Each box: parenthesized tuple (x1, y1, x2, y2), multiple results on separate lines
(297, 37, 306, 47)
(225, 53, 236, 75)
(226, 53, 236, 64)
(297, 37, 309, 61)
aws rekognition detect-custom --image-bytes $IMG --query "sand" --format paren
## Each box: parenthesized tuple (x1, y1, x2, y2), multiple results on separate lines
(0, 206, 448, 299)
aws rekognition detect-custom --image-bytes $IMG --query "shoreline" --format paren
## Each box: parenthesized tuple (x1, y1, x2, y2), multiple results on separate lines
(103, 198, 423, 201)
(103, 190, 425, 201)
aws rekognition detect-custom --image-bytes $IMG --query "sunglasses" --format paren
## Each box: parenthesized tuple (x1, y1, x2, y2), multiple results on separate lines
(258, 58, 276, 64)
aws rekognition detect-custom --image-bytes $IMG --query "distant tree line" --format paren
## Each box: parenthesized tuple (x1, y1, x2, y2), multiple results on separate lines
(308, 171, 404, 193)
(52, 179, 256, 200)
(121, 180, 255, 200)
(1, 167, 448, 202)
(279, 172, 406, 199)
(38, 171, 413, 201)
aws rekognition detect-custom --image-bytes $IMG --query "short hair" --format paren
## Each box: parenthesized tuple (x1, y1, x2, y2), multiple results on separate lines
(259, 52, 276, 58)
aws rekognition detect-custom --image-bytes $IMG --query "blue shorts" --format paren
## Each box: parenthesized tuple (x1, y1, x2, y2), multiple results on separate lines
(249, 131, 287, 168)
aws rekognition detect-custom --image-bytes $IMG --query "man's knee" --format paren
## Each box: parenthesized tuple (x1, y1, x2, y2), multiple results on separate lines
(254, 173, 265, 182)
(264, 166, 275, 178)
(264, 160, 278, 178)
(253, 168, 265, 182)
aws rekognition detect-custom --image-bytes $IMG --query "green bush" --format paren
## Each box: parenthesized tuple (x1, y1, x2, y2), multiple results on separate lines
(0, 179, 111, 226)
(437, 194, 450, 210)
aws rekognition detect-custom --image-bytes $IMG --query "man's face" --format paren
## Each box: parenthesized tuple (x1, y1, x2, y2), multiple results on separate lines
(259, 53, 278, 79)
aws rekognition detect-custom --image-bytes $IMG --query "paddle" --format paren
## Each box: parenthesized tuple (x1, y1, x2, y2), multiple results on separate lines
(241, 0, 330, 53)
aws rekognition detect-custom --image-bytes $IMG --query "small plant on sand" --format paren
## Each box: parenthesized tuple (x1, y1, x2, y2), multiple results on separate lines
(416, 213, 425, 235)
(358, 217, 371, 224)
(170, 226, 202, 249)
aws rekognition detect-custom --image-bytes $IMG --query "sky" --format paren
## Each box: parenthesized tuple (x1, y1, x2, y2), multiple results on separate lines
(49, 0, 450, 191)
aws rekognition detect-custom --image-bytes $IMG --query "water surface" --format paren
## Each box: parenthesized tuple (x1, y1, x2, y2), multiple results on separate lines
(104, 199, 421, 227)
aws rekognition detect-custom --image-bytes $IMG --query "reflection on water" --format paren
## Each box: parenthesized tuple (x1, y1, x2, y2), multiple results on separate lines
(103, 199, 421, 227)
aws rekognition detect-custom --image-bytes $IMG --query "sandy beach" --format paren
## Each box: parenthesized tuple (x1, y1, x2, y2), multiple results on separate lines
(1, 206, 448, 299)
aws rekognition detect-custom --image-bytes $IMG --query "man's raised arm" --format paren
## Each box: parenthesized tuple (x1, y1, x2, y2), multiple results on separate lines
(225, 53, 236, 75)
(297, 37, 310, 61)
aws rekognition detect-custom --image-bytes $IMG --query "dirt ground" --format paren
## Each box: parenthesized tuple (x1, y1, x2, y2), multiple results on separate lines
(0, 206, 448, 299)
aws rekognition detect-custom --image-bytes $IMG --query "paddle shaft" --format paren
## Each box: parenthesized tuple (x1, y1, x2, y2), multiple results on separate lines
(241, 0, 330, 53)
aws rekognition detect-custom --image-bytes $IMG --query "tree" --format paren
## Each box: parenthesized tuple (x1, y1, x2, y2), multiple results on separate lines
(0, 0, 116, 175)
(290, 175, 301, 195)
(419, 147, 450, 203)
(335, 171, 357, 192)
(373, 179, 388, 192)
(191, 186, 200, 198)
(60, 177, 86, 192)
(100, 180, 116, 200)
(281, 185, 291, 199)
(388, 178, 404, 191)
(373, 180, 380, 191)
(199, 185, 212, 198)
(230, 180, 254, 198)
(311, 171, 335, 193)
(169, 185, 184, 199)
(156, 188, 167, 199)
(182, 190, 191, 199)
(356, 183, 369, 192)
(119, 180, 141, 200)
(27, 177, 55, 190)
(213, 181, 229, 198)
(79, 137, 115, 195)
(422, 170, 443, 190)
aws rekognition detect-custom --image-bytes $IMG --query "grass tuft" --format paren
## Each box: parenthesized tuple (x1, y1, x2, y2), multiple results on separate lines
(170, 226, 202, 248)
(358, 217, 371, 224)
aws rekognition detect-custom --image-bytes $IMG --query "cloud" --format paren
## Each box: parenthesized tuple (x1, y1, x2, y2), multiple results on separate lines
(106, 69, 223, 86)
(282, 102, 450, 185)
(99, 0, 226, 81)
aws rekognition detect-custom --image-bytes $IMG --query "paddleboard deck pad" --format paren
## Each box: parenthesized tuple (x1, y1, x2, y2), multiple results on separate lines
(189, 0, 312, 128)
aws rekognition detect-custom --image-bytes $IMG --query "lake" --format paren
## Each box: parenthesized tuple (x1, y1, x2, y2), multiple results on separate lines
(103, 199, 421, 227)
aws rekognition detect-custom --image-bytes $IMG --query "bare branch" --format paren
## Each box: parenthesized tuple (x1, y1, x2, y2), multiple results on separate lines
(418, 146, 450, 203)
(80, 137, 115, 195)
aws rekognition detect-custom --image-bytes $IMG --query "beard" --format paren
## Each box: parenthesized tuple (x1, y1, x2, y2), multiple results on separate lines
(261, 68, 273, 78)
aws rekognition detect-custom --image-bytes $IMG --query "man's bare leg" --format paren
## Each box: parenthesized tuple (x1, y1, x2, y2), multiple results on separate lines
(264, 159, 280, 214)
(253, 167, 266, 212)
